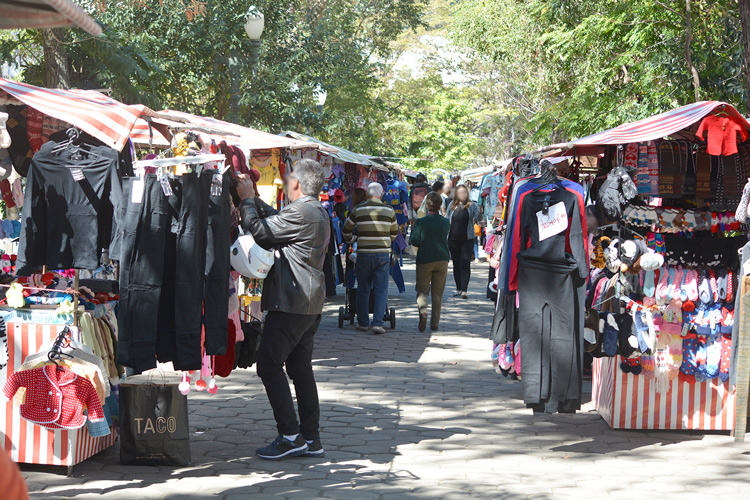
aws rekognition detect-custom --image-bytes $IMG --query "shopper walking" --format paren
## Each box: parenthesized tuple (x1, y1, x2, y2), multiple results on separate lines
(446, 185, 481, 299)
(409, 192, 450, 332)
(342, 182, 399, 334)
(441, 183, 453, 215)
(236, 159, 330, 460)
(409, 173, 430, 221)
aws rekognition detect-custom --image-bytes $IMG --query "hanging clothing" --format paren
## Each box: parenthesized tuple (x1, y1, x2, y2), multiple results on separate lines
(696, 114, 750, 156)
(502, 177, 586, 292)
(3, 365, 105, 430)
(518, 256, 585, 412)
(17, 140, 123, 275)
(117, 169, 230, 374)
(508, 184, 588, 412)
(383, 180, 409, 226)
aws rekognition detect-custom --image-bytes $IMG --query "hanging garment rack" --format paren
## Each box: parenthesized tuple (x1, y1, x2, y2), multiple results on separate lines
(132, 153, 226, 169)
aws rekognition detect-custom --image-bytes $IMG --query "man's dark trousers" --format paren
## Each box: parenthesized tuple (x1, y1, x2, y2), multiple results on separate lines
(257, 311, 322, 440)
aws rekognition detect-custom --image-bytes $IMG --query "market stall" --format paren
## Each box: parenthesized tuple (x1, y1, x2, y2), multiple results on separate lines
(0, 77, 161, 472)
(0, 77, 282, 472)
(570, 101, 748, 432)
(492, 101, 750, 433)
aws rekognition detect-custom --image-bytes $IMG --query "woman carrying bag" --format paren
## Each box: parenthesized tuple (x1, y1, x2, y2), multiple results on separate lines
(446, 185, 481, 299)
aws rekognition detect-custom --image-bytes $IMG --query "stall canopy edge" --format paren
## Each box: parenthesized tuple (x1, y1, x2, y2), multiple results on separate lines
(544, 101, 750, 157)
(0, 0, 103, 36)
(0, 77, 157, 151)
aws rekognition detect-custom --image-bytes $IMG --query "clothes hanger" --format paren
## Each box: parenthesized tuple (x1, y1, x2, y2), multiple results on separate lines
(51, 127, 104, 162)
(714, 104, 730, 118)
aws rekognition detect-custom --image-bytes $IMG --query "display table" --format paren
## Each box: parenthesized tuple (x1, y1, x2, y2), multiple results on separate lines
(592, 356, 736, 430)
(1, 316, 117, 474)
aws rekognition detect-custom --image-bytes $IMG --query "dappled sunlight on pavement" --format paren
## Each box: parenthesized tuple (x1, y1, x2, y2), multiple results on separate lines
(19, 257, 750, 499)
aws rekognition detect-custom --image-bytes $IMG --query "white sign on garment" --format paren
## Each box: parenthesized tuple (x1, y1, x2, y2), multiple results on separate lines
(536, 201, 568, 241)
(131, 179, 145, 204)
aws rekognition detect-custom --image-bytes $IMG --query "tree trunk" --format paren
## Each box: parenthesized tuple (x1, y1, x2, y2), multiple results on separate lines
(684, 0, 700, 102)
(42, 29, 70, 89)
(740, 0, 750, 114)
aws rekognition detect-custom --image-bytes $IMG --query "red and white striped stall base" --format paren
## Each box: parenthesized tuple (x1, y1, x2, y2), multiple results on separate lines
(592, 356, 735, 430)
(1, 322, 116, 467)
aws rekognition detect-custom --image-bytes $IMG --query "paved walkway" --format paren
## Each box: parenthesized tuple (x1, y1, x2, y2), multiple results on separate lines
(20, 258, 750, 499)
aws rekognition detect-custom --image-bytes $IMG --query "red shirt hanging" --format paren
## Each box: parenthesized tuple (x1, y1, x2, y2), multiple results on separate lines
(696, 114, 749, 156)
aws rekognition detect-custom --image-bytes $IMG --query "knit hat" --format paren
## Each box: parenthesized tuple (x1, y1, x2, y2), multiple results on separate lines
(333, 189, 345, 203)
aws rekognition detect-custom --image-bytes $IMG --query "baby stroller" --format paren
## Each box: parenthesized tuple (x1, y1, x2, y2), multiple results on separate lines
(338, 242, 396, 329)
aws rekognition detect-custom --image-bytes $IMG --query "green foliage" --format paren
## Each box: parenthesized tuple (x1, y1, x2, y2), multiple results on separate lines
(450, 0, 746, 149)
(372, 71, 481, 172)
(0, 0, 426, 149)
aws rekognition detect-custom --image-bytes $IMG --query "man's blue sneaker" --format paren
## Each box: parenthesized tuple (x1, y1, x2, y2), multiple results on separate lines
(256, 434, 308, 460)
(303, 439, 325, 458)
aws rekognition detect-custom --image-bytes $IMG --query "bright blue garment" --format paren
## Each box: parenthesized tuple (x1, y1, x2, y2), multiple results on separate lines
(385, 180, 409, 225)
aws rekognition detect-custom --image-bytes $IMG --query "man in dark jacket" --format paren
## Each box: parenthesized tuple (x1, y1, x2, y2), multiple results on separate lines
(237, 158, 330, 460)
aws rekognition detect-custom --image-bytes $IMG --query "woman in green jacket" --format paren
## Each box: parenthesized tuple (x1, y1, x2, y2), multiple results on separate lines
(409, 192, 451, 332)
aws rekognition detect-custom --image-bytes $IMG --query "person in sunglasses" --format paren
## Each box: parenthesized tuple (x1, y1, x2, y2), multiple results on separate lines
(236, 159, 330, 460)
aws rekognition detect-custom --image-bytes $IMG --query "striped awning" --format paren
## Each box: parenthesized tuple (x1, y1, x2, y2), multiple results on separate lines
(558, 101, 750, 156)
(139, 111, 318, 151)
(280, 131, 376, 166)
(0, 78, 158, 151)
(0, 0, 102, 36)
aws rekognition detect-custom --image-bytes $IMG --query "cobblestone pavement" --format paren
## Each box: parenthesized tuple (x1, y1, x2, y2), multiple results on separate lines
(19, 258, 750, 499)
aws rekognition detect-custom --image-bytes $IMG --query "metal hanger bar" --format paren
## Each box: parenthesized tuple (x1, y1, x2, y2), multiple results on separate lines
(133, 154, 226, 168)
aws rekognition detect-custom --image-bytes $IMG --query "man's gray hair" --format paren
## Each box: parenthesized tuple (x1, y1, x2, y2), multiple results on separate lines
(367, 182, 384, 199)
(291, 159, 326, 196)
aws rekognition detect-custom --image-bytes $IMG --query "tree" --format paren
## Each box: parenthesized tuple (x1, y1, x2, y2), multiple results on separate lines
(740, 0, 750, 114)
(1, 0, 427, 150)
(450, 0, 745, 146)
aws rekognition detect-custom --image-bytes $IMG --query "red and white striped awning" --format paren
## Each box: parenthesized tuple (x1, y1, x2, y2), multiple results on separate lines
(0, 78, 158, 151)
(554, 101, 750, 156)
(0, 0, 102, 36)
(146, 110, 318, 151)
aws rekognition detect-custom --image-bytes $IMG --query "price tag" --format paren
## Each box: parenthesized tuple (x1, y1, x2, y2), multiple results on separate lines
(160, 176, 173, 196)
(70, 168, 85, 182)
(536, 201, 568, 241)
(211, 173, 223, 197)
(131, 179, 145, 204)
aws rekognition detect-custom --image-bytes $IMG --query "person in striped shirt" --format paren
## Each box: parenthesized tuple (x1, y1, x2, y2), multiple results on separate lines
(342, 182, 399, 334)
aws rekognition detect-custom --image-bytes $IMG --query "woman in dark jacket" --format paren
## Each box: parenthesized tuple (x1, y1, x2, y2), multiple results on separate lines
(445, 185, 481, 299)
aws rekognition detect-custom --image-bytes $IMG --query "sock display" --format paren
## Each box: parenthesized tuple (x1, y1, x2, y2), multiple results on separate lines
(698, 271, 711, 304)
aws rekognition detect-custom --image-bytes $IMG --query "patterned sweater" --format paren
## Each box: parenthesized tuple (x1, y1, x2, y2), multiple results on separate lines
(342, 199, 398, 253)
